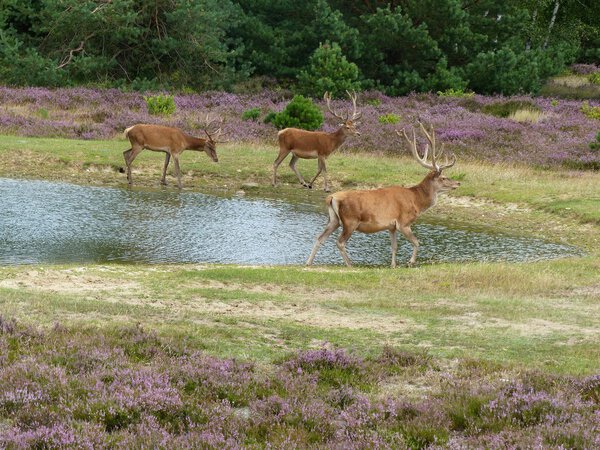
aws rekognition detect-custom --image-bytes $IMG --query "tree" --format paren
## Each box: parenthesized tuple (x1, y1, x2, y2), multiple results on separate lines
(297, 42, 361, 98)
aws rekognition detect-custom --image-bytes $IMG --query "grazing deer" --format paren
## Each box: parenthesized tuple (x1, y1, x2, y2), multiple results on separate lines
(123, 116, 223, 189)
(306, 123, 460, 267)
(272, 91, 362, 192)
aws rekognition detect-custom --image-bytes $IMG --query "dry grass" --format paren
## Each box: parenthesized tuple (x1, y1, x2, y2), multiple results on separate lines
(508, 108, 548, 123)
(552, 75, 594, 88)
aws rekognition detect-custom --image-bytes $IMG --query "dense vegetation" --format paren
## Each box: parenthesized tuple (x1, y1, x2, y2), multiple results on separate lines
(2, 86, 599, 169)
(1, 0, 599, 95)
(1, 317, 599, 448)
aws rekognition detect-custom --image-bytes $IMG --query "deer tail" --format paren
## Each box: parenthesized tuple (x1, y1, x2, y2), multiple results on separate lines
(124, 126, 134, 139)
(327, 195, 341, 222)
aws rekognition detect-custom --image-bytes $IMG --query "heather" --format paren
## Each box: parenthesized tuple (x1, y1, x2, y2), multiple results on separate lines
(1, 86, 600, 169)
(1, 317, 598, 449)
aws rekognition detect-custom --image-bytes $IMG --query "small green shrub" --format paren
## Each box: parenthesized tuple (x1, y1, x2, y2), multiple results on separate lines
(551, 99, 559, 107)
(272, 95, 324, 130)
(144, 94, 176, 116)
(589, 72, 600, 85)
(36, 108, 49, 119)
(263, 110, 277, 124)
(378, 113, 401, 124)
(242, 107, 261, 121)
(366, 98, 381, 107)
(589, 132, 600, 151)
(482, 100, 541, 118)
(437, 88, 474, 98)
(581, 101, 600, 120)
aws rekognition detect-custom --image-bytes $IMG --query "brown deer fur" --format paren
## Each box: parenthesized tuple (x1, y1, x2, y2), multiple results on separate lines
(123, 124, 219, 189)
(273, 125, 358, 192)
(307, 123, 459, 267)
(272, 91, 361, 192)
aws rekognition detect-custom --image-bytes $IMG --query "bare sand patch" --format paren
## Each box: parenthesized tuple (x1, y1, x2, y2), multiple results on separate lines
(186, 297, 414, 335)
(0, 268, 139, 294)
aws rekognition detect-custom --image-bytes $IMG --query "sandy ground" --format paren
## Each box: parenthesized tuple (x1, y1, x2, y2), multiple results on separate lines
(2, 264, 598, 346)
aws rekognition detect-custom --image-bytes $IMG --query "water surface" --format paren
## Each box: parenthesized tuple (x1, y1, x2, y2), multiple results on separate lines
(0, 178, 582, 265)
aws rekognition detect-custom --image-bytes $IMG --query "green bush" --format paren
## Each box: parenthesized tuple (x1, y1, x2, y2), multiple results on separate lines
(589, 72, 600, 85)
(378, 113, 400, 124)
(589, 132, 600, 151)
(263, 111, 277, 125)
(581, 101, 600, 120)
(437, 88, 474, 98)
(297, 42, 361, 99)
(272, 95, 324, 130)
(482, 100, 541, 118)
(144, 94, 176, 116)
(242, 107, 261, 121)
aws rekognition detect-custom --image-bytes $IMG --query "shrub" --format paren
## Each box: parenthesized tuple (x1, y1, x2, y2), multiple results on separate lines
(263, 110, 277, 125)
(589, 72, 600, 85)
(272, 95, 323, 130)
(437, 88, 474, 98)
(144, 94, 176, 116)
(589, 132, 600, 151)
(37, 108, 49, 119)
(581, 101, 600, 120)
(378, 113, 401, 124)
(242, 107, 261, 121)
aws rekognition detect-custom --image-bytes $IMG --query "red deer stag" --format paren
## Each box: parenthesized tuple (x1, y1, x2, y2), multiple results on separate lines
(123, 116, 223, 189)
(272, 91, 362, 192)
(306, 122, 460, 267)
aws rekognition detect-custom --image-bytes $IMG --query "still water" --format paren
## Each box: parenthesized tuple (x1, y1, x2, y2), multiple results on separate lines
(0, 178, 582, 265)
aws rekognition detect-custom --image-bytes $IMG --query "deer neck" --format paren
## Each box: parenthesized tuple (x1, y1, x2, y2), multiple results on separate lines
(184, 134, 206, 150)
(331, 127, 349, 150)
(411, 172, 438, 212)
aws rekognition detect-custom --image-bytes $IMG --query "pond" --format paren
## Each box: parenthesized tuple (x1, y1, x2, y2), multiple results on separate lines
(0, 178, 583, 266)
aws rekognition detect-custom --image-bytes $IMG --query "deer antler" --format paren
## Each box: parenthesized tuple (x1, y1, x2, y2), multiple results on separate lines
(324, 91, 362, 123)
(397, 122, 456, 172)
(346, 90, 362, 122)
(199, 114, 224, 142)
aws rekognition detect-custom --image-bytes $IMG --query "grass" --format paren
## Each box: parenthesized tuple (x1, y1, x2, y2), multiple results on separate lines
(540, 74, 600, 99)
(1, 132, 600, 447)
(0, 258, 599, 374)
(508, 108, 548, 123)
(0, 134, 599, 374)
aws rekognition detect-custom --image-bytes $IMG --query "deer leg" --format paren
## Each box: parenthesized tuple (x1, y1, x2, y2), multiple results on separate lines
(172, 154, 183, 189)
(161, 152, 171, 185)
(389, 229, 398, 268)
(306, 207, 340, 265)
(289, 155, 310, 188)
(399, 225, 419, 266)
(336, 223, 357, 267)
(272, 147, 291, 186)
(321, 159, 330, 192)
(308, 157, 325, 190)
(123, 145, 143, 185)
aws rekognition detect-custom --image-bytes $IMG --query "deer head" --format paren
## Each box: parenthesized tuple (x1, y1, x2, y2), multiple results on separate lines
(199, 115, 224, 162)
(324, 90, 362, 136)
(398, 122, 460, 192)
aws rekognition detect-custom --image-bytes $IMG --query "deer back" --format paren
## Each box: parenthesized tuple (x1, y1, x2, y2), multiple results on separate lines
(126, 124, 191, 151)
(278, 128, 339, 155)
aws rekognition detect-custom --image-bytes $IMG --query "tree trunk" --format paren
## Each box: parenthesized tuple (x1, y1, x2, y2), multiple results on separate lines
(543, 0, 560, 49)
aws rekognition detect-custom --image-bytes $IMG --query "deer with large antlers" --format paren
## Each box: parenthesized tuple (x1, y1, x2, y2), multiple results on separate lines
(307, 122, 460, 267)
(272, 91, 362, 192)
(123, 116, 223, 189)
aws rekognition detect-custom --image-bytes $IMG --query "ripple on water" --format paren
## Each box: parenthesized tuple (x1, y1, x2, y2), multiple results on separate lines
(0, 178, 583, 265)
